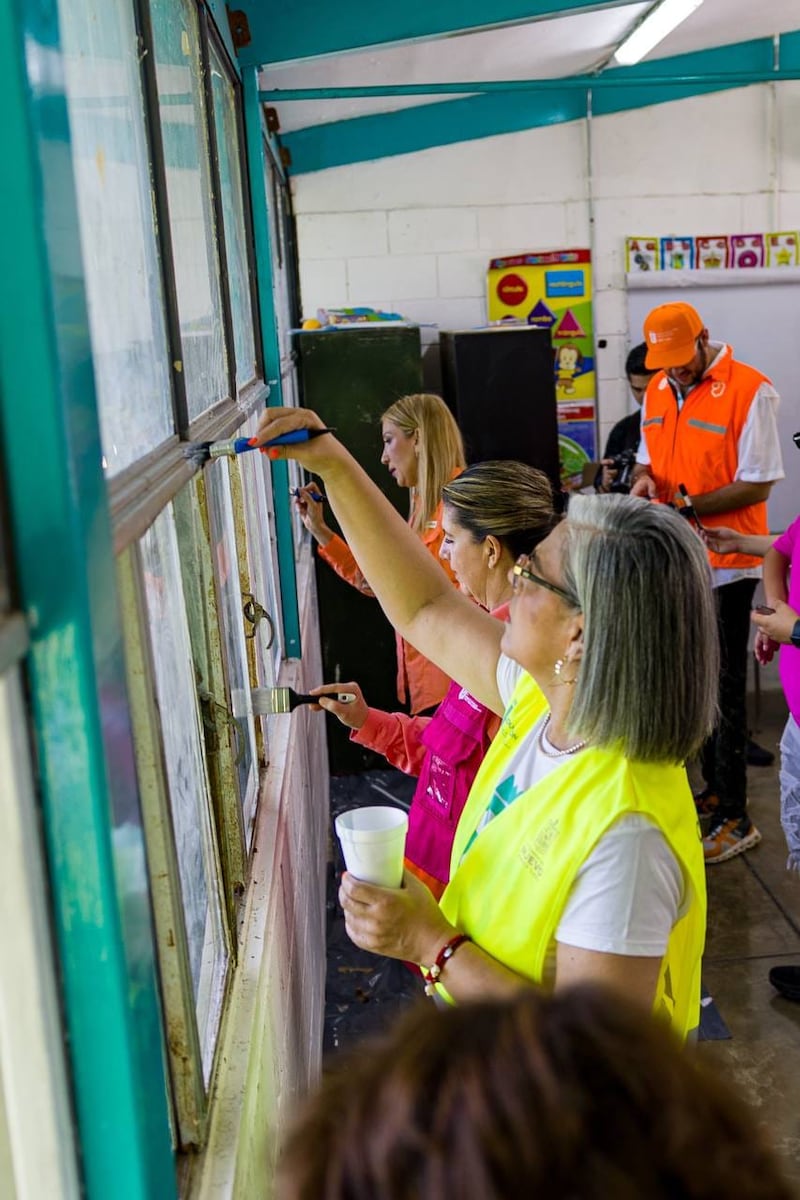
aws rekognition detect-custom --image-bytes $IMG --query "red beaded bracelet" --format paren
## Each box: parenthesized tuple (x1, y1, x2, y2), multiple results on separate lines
(422, 933, 472, 996)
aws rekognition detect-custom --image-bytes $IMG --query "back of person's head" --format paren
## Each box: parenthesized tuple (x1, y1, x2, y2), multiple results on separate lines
(561, 493, 718, 762)
(381, 393, 465, 532)
(279, 984, 790, 1200)
(441, 460, 556, 559)
(625, 341, 654, 379)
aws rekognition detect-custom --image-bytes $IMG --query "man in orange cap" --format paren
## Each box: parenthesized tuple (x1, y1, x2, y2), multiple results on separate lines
(632, 302, 784, 864)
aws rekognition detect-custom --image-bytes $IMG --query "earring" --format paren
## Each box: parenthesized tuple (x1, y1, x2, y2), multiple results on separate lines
(553, 658, 577, 686)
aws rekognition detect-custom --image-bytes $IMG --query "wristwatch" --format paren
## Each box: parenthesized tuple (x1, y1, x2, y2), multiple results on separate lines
(791, 619, 800, 649)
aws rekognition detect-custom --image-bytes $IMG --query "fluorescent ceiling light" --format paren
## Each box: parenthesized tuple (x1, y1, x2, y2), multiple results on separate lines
(613, 0, 704, 66)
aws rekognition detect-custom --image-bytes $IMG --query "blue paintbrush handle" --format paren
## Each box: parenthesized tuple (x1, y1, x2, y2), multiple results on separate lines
(265, 428, 334, 447)
(227, 433, 320, 454)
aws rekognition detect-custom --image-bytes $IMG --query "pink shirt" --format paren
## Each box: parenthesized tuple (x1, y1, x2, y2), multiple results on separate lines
(351, 605, 510, 898)
(772, 515, 800, 723)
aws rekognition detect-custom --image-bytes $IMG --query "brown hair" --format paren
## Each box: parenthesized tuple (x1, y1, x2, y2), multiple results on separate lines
(279, 985, 791, 1200)
(441, 460, 556, 560)
(381, 393, 465, 534)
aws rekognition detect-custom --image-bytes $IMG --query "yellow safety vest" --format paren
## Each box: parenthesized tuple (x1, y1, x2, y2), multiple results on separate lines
(438, 672, 707, 1041)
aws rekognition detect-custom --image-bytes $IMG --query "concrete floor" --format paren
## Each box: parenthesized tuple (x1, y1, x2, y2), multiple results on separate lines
(699, 683, 800, 1189)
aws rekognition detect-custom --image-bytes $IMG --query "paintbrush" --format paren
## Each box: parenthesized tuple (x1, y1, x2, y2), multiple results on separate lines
(675, 483, 706, 534)
(183, 427, 335, 469)
(251, 686, 356, 715)
(291, 486, 325, 503)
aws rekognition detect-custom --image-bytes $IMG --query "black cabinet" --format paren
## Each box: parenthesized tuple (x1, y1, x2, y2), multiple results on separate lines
(294, 326, 423, 772)
(439, 327, 560, 490)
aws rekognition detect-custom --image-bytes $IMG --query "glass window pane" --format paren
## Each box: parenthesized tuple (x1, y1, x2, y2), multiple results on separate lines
(0, 670, 81, 1197)
(209, 49, 256, 390)
(140, 505, 227, 1078)
(149, 0, 228, 419)
(205, 460, 258, 842)
(58, 0, 173, 475)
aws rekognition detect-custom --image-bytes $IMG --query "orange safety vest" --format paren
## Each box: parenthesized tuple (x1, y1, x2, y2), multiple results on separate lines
(641, 346, 771, 569)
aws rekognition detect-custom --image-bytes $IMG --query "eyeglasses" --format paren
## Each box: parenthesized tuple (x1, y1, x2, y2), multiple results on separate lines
(512, 554, 576, 606)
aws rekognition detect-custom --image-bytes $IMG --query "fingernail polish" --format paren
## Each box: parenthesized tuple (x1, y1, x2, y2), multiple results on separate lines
(267, 448, 280, 460)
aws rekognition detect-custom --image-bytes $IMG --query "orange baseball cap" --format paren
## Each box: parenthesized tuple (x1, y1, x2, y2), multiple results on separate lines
(643, 302, 704, 369)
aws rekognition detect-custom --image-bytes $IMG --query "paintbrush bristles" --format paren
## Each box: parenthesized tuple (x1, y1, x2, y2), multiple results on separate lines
(261, 688, 291, 714)
(183, 442, 213, 468)
(249, 687, 356, 715)
(252, 687, 316, 714)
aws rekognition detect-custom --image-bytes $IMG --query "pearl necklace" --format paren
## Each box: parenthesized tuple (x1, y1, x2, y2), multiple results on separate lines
(539, 713, 587, 758)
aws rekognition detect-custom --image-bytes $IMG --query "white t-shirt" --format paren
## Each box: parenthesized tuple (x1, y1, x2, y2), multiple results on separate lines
(493, 656, 685, 979)
(636, 342, 784, 588)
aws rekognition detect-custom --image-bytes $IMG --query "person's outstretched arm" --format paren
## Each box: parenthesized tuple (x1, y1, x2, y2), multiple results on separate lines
(703, 526, 776, 558)
(255, 408, 505, 713)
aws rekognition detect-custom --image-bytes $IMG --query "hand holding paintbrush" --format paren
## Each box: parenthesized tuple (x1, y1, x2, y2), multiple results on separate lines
(306, 682, 368, 729)
(184, 425, 335, 469)
(251, 408, 347, 473)
(292, 484, 334, 544)
(252, 686, 356, 715)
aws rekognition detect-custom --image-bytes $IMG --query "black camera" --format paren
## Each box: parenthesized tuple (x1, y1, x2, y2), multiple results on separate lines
(595, 448, 636, 494)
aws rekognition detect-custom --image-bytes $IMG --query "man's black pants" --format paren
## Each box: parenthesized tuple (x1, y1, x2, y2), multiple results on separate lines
(699, 578, 757, 821)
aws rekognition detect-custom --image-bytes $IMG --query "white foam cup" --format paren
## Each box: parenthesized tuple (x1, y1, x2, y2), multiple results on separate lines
(334, 806, 408, 887)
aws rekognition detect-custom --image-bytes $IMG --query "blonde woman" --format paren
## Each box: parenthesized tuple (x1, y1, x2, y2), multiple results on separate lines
(296, 393, 465, 714)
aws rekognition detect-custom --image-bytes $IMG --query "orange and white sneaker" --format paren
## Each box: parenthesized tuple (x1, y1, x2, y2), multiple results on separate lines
(703, 817, 761, 864)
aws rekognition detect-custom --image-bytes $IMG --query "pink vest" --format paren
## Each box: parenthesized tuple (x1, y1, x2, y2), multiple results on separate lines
(405, 604, 508, 898)
(406, 682, 499, 898)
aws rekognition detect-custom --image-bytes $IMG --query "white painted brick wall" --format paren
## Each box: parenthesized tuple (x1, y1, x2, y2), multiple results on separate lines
(298, 258, 348, 314)
(295, 210, 388, 258)
(437, 252, 488, 299)
(388, 208, 478, 255)
(347, 254, 438, 303)
(477, 203, 570, 253)
(401, 296, 485, 330)
(291, 82, 797, 435)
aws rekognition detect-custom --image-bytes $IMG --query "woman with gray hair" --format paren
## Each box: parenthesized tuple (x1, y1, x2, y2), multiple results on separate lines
(256, 408, 718, 1040)
(311, 460, 557, 900)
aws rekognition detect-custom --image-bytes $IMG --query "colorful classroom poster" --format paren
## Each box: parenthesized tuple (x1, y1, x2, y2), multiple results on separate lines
(487, 248, 595, 485)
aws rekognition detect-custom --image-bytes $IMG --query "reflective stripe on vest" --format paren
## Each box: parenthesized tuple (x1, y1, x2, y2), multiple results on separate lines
(686, 417, 726, 436)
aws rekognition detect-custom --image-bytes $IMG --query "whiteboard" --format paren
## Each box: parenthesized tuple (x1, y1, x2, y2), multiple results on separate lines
(627, 269, 800, 532)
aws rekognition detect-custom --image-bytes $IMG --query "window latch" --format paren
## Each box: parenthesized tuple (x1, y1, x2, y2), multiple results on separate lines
(242, 592, 275, 649)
